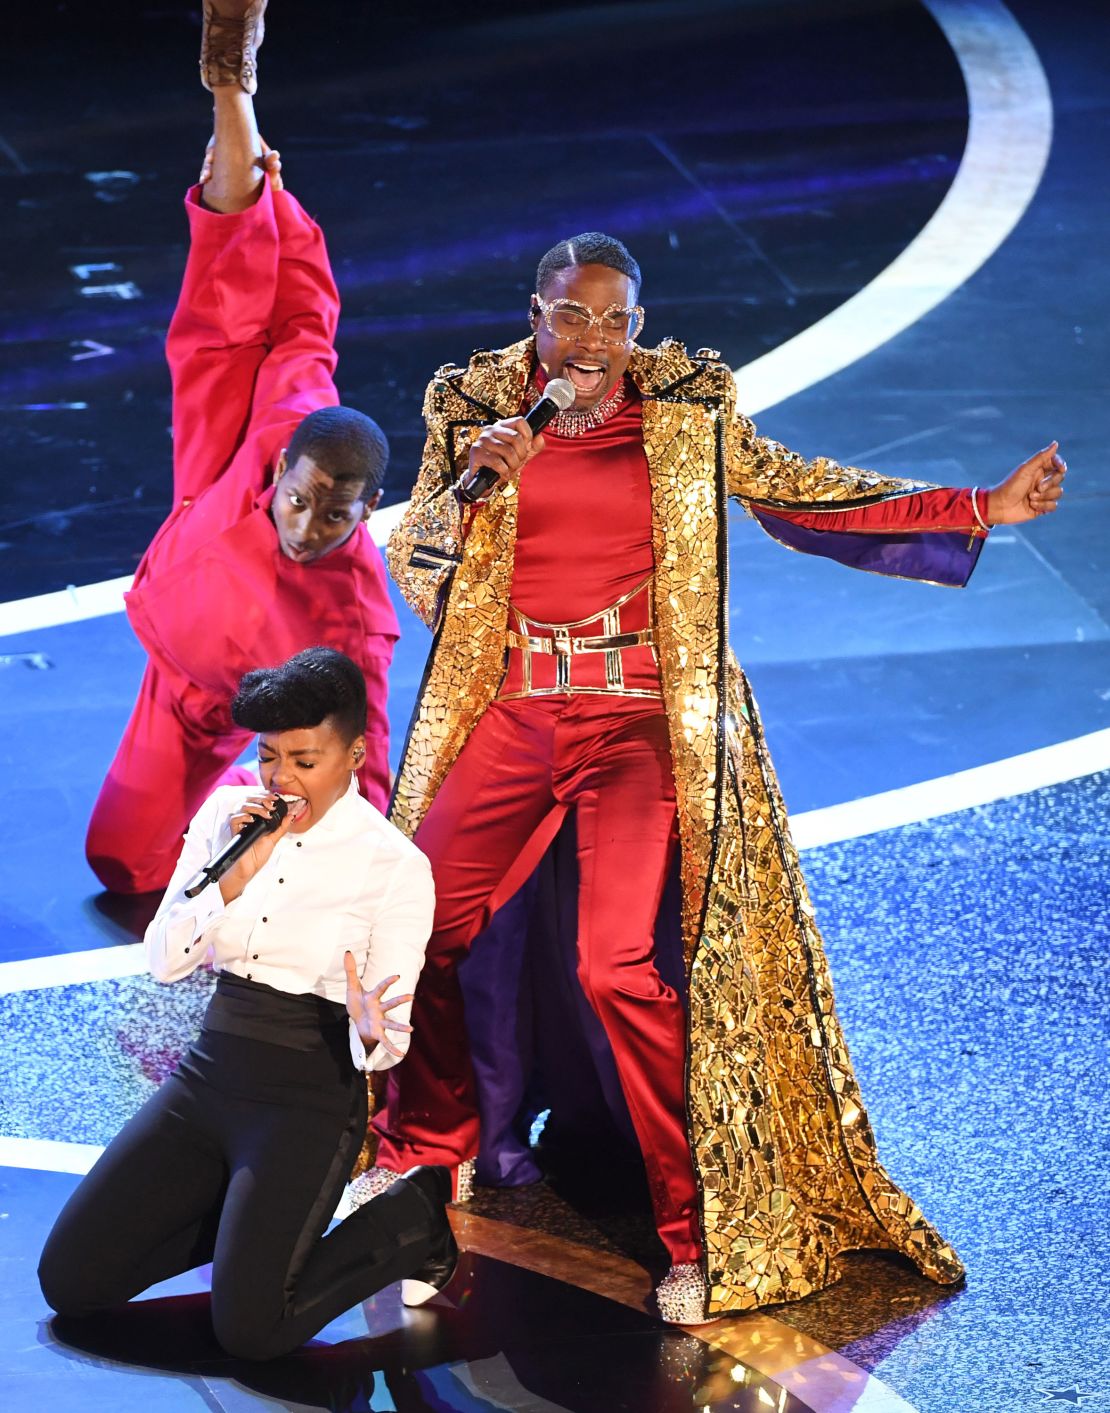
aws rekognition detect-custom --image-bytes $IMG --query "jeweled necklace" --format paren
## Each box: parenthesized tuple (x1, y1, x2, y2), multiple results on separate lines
(544, 376, 627, 437)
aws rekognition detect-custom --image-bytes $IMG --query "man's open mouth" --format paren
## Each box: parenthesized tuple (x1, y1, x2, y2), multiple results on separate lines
(563, 360, 608, 397)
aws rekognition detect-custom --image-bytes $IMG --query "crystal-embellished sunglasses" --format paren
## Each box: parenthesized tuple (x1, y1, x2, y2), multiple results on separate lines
(533, 295, 645, 345)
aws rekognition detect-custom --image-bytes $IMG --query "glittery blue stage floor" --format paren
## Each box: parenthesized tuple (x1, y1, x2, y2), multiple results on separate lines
(2, 1, 1109, 1411)
(2, 772, 1107, 1411)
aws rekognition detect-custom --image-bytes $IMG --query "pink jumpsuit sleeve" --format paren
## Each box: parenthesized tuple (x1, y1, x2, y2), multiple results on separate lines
(256, 187, 342, 422)
(207, 187, 345, 504)
(165, 182, 281, 505)
(165, 182, 343, 508)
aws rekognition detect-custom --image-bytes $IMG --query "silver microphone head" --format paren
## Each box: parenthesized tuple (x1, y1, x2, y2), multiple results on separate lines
(543, 377, 576, 411)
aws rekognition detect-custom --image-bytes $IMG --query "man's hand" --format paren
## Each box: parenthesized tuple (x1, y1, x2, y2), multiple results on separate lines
(462, 417, 546, 499)
(343, 956, 414, 1060)
(985, 442, 1067, 525)
(199, 136, 283, 193)
(217, 792, 305, 902)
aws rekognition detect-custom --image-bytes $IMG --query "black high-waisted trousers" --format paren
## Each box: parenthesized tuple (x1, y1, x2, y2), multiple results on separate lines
(38, 973, 433, 1361)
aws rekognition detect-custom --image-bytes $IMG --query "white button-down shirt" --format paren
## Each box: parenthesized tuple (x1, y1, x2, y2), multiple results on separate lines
(144, 778, 435, 1072)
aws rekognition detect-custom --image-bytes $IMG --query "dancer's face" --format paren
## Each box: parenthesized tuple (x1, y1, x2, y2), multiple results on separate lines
(256, 719, 365, 832)
(530, 264, 641, 411)
(271, 454, 381, 563)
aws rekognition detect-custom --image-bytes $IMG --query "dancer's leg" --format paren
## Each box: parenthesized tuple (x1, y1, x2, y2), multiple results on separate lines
(39, 1074, 227, 1315)
(562, 702, 701, 1264)
(208, 1048, 432, 1361)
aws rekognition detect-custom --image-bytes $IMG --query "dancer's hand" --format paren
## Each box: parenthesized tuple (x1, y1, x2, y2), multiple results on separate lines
(199, 136, 283, 191)
(461, 417, 546, 499)
(343, 957, 414, 1060)
(985, 442, 1067, 525)
(218, 793, 305, 902)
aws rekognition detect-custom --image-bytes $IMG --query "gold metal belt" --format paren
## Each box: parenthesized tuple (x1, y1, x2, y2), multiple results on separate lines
(501, 576, 662, 700)
(505, 627, 655, 655)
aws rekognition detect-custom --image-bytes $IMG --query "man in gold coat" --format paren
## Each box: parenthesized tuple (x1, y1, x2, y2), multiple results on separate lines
(356, 232, 1065, 1322)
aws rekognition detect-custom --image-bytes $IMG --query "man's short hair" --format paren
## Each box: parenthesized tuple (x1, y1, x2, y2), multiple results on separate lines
(285, 406, 389, 499)
(231, 646, 367, 744)
(535, 233, 642, 301)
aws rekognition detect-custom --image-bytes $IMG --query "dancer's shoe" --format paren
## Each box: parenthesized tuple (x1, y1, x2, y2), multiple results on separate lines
(655, 1263, 721, 1325)
(347, 1157, 476, 1209)
(399, 1166, 458, 1308)
(199, 0, 267, 94)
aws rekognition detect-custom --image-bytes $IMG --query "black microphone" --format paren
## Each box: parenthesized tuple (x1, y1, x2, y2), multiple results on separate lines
(183, 796, 289, 898)
(459, 377, 576, 503)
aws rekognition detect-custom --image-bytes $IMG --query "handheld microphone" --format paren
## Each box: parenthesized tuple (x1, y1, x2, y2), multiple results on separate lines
(460, 377, 576, 503)
(183, 796, 289, 898)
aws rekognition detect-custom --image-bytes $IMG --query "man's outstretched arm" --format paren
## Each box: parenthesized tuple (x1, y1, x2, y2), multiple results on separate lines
(727, 405, 1067, 587)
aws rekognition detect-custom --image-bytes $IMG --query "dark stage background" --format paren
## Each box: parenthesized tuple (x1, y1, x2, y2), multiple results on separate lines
(4, 0, 965, 594)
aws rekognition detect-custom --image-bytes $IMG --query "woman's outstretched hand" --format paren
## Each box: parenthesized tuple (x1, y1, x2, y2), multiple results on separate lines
(343, 955, 414, 1060)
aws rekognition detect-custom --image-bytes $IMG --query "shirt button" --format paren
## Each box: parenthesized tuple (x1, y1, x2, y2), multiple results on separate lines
(246, 972, 252, 980)
(252, 953, 259, 960)
(296, 842, 302, 848)
(278, 878, 284, 884)
(262, 917, 267, 923)
(184, 947, 190, 954)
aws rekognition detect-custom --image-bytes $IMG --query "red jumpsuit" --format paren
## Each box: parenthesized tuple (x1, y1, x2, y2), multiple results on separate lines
(86, 181, 398, 895)
(375, 372, 989, 1265)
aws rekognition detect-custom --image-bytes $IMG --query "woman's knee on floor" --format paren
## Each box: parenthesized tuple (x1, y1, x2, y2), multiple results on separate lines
(38, 1227, 128, 1317)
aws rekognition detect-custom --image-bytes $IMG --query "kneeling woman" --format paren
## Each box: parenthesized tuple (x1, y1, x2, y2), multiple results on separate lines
(40, 647, 451, 1361)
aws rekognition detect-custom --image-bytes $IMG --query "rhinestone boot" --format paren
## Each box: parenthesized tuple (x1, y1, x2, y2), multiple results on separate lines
(655, 1263, 719, 1325)
(348, 1156, 476, 1208)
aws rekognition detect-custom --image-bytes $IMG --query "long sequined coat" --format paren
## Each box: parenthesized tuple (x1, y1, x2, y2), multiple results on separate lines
(387, 336, 968, 1314)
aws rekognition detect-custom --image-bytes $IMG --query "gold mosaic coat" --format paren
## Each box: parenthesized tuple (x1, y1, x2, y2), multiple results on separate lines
(388, 336, 966, 1314)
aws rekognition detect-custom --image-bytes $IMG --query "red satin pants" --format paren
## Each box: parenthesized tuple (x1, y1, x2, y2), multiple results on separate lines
(375, 694, 701, 1264)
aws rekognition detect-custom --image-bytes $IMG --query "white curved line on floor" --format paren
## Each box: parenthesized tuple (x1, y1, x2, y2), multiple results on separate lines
(733, 0, 1053, 413)
(0, 2, 1051, 641)
(790, 726, 1110, 850)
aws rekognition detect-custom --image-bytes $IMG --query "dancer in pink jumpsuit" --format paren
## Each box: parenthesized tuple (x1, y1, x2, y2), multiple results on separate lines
(86, 4, 397, 894)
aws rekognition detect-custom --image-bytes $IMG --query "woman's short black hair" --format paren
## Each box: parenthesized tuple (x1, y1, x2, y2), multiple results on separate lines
(231, 647, 367, 744)
(285, 406, 389, 499)
(535, 232, 642, 300)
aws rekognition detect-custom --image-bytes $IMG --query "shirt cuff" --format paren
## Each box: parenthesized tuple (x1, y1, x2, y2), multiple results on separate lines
(348, 1021, 410, 1073)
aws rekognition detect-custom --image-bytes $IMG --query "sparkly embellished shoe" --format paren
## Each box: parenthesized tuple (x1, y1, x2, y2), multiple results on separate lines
(199, 0, 267, 94)
(347, 1156, 476, 1209)
(655, 1263, 719, 1325)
